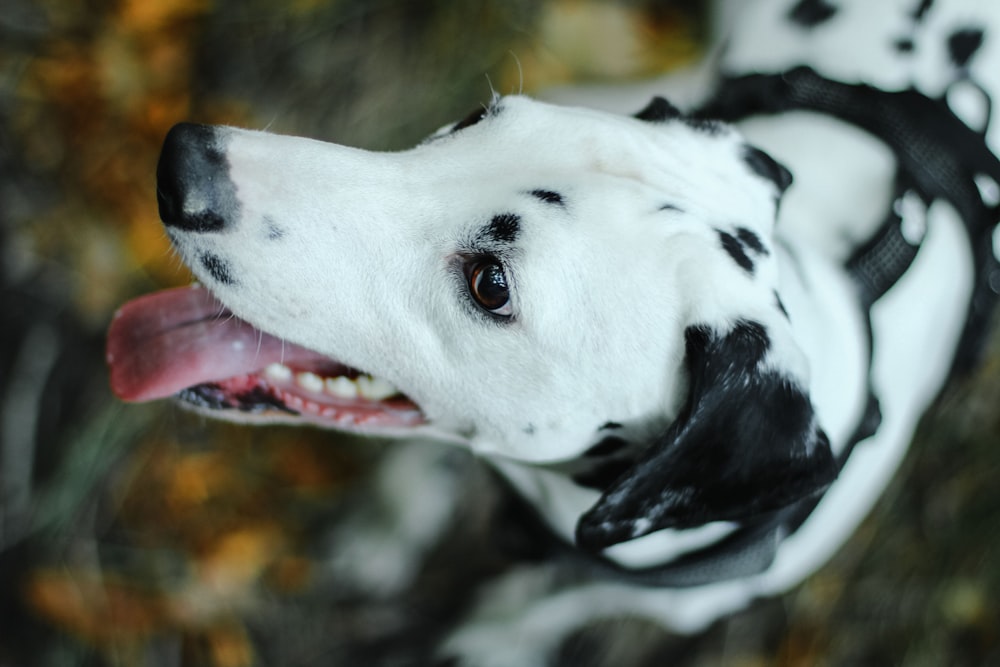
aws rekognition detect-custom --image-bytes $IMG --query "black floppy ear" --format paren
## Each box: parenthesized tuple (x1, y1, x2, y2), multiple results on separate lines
(576, 320, 836, 551)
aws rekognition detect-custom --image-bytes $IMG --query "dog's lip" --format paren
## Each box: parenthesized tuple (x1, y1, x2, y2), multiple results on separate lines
(105, 285, 425, 428)
(174, 372, 424, 429)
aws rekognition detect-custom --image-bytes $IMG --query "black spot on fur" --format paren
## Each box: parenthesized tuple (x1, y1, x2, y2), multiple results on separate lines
(483, 213, 521, 244)
(894, 37, 916, 53)
(719, 226, 770, 275)
(775, 291, 790, 319)
(948, 27, 985, 68)
(743, 145, 793, 194)
(719, 230, 755, 274)
(585, 436, 629, 457)
(200, 252, 236, 285)
(787, 0, 838, 28)
(600, 421, 624, 431)
(530, 189, 565, 206)
(523, 423, 536, 435)
(736, 227, 768, 255)
(911, 0, 934, 23)
(634, 96, 682, 122)
(659, 203, 684, 213)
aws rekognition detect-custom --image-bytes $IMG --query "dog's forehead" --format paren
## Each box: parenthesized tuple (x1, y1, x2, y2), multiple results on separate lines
(409, 96, 779, 225)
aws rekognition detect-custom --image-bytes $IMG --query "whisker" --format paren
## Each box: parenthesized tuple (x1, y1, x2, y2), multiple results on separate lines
(485, 73, 501, 107)
(508, 50, 524, 95)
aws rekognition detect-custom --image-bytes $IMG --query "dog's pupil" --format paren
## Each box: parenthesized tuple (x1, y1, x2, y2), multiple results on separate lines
(473, 263, 508, 309)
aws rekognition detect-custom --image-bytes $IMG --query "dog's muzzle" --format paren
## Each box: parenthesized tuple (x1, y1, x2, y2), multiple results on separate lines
(156, 122, 239, 233)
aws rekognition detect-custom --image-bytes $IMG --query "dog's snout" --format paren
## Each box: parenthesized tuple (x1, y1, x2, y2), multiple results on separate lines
(157, 122, 238, 233)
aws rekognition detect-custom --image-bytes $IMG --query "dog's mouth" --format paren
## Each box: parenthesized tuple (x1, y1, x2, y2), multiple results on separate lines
(106, 286, 424, 431)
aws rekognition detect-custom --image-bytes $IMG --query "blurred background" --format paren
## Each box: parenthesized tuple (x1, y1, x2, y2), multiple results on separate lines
(1, 1, 998, 665)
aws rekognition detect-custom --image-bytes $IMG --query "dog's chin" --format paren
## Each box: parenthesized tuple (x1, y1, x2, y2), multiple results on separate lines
(106, 284, 427, 435)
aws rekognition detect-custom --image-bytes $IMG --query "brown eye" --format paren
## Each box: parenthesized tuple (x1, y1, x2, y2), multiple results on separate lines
(469, 261, 512, 317)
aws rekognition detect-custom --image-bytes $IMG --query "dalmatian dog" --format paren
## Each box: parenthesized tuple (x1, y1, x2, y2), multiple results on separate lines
(107, 0, 1000, 664)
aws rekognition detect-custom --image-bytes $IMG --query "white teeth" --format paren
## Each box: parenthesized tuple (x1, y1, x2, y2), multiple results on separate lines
(265, 364, 399, 402)
(296, 371, 325, 394)
(324, 376, 359, 399)
(357, 375, 399, 401)
(264, 363, 293, 381)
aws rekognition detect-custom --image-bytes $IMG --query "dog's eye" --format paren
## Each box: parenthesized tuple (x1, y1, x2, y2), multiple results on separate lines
(468, 260, 512, 317)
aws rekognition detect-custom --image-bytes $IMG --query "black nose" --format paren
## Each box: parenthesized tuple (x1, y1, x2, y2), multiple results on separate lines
(156, 122, 238, 232)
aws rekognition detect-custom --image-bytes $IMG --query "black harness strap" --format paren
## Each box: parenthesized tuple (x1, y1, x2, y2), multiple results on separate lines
(545, 67, 1000, 588)
(845, 177, 922, 310)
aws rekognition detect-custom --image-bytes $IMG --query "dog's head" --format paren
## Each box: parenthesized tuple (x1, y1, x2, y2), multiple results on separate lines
(108, 95, 835, 548)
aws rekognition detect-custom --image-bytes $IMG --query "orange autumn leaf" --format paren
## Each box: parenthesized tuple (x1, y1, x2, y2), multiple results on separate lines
(197, 525, 287, 591)
(163, 451, 243, 512)
(26, 570, 170, 644)
(117, 0, 213, 34)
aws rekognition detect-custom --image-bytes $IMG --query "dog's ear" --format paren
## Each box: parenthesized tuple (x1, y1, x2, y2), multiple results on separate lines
(576, 320, 836, 552)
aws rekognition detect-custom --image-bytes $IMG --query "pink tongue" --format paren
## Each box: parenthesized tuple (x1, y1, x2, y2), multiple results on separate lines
(106, 286, 330, 402)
